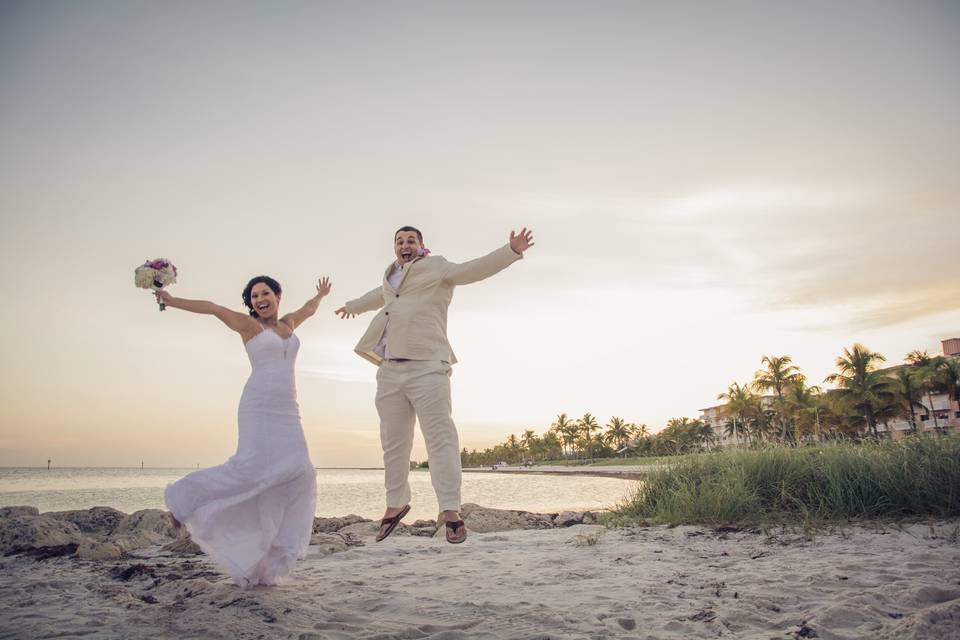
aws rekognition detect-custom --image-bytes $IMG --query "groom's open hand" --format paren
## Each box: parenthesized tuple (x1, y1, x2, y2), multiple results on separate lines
(509, 227, 535, 255)
(335, 306, 357, 319)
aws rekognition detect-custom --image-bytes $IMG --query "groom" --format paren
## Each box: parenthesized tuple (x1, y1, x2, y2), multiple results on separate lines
(336, 226, 534, 543)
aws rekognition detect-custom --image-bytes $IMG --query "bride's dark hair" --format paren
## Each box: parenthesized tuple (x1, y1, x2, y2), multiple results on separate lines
(242, 276, 282, 318)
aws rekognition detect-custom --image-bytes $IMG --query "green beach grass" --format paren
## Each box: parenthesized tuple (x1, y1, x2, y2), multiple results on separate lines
(610, 436, 960, 526)
(503, 456, 671, 467)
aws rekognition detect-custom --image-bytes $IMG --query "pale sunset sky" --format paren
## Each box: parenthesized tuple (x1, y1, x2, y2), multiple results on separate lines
(1, 1, 958, 468)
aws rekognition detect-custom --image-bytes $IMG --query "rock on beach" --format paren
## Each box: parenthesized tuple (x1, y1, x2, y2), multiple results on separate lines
(0, 504, 602, 561)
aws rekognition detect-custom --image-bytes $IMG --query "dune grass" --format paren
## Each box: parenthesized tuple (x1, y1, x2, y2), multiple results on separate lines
(610, 436, 960, 526)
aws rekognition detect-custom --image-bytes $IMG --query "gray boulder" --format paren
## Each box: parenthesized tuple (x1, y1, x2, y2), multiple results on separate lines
(0, 515, 84, 555)
(554, 511, 585, 527)
(408, 519, 438, 537)
(113, 509, 177, 539)
(582, 511, 603, 524)
(76, 539, 124, 561)
(460, 503, 557, 533)
(309, 533, 350, 555)
(0, 506, 39, 518)
(108, 509, 178, 551)
(45, 507, 127, 536)
(337, 521, 383, 538)
(161, 536, 204, 555)
(312, 514, 370, 533)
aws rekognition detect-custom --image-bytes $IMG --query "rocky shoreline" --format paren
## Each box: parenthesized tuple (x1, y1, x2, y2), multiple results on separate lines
(0, 503, 604, 562)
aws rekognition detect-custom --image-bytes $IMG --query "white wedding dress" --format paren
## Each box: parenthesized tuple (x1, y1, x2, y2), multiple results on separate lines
(165, 328, 317, 586)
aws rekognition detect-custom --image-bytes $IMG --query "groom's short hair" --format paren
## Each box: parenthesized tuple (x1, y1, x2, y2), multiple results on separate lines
(395, 226, 423, 243)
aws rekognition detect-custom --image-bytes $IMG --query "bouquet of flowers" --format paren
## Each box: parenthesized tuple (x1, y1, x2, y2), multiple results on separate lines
(135, 258, 178, 311)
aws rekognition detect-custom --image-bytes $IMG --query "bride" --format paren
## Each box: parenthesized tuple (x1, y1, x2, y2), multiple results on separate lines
(155, 275, 330, 586)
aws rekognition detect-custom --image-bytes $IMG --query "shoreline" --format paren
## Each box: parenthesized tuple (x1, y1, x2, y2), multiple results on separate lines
(1, 468, 638, 522)
(463, 464, 659, 481)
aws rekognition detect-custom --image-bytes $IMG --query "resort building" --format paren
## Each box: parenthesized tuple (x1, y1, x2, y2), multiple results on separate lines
(699, 338, 960, 443)
(875, 338, 960, 439)
(699, 395, 777, 447)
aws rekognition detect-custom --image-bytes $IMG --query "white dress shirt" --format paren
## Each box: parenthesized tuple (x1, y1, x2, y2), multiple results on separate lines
(372, 261, 405, 360)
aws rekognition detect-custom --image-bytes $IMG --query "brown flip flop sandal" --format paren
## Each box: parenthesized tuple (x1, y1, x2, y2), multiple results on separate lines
(375, 504, 410, 542)
(445, 520, 467, 544)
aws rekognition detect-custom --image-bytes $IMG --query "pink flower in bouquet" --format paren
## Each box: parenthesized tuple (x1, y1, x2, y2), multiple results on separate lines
(134, 257, 178, 310)
(418, 247, 431, 257)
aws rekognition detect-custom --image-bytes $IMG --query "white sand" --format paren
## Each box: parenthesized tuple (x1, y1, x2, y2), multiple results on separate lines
(1, 520, 958, 639)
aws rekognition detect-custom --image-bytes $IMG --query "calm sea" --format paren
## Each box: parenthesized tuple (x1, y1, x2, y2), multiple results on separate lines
(0, 467, 638, 522)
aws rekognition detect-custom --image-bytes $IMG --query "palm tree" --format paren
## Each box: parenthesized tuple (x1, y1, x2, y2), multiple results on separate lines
(752, 355, 805, 441)
(520, 429, 537, 459)
(578, 413, 601, 459)
(659, 417, 712, 452)
(817, 390, 865, 439)
(783, 382, 822, 441)
(890, 367, 925, 434)
(718, 382, 755, 446)
(551, 413, 577, 459)
(906, 350, 946, 432)
(694, 420, 715, 448)
(539, 431, 562, 461)
(665, 417, 690, 450)
(505, 434, 521, 462)
(937, 358, 960, 426)
(824, 344, 892, 438)
(873, 393, 901, 439)
(624, 423, 651, 456)
(604, 416, 633, 454)
(748, 407, 777, 442)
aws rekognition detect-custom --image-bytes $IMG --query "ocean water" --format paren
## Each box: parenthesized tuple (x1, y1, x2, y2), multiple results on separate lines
(0, 467, 638, 522)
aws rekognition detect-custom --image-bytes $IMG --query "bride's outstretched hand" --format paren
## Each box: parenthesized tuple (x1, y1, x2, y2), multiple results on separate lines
(154, 290, 173, 306)
(509, 227, 535, 254)
(335, 306, 356, 319)
(316, 277, 332, 298)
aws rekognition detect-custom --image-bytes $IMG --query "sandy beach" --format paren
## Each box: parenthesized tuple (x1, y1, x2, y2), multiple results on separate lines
(1, 504, 958, 639)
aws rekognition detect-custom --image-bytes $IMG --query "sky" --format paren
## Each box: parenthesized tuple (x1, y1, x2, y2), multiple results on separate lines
(1, 1, 958, 468)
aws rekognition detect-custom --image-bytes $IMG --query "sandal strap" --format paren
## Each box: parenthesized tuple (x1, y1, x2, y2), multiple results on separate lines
(445, 520, 465, 531)
(380, 505, 410, 527)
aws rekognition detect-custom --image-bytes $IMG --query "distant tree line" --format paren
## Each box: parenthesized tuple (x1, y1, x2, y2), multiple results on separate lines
(460, 344, 960, 466)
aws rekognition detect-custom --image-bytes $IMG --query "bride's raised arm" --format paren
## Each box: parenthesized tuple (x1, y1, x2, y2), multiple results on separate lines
(154, 290, 259, 338)
(280, 276, 332, 330)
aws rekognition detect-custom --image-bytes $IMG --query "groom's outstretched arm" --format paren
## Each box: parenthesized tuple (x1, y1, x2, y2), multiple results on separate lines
(335, 286, 384, 318)
(442, 228, 534, 286)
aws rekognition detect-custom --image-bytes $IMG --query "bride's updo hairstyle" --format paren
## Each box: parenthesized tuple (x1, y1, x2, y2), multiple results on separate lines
(242, 276, 282, 318)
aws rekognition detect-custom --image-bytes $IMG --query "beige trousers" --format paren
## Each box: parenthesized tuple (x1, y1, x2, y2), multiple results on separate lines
(375, 359, 461, 512)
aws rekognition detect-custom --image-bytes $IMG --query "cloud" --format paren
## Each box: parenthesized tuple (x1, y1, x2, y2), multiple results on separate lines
(850, 283, 960, 329)
(501, 184, 958, 328)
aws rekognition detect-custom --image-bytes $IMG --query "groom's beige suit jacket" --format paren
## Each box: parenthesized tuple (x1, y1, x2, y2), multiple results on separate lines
(344, 243, 522, 366)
